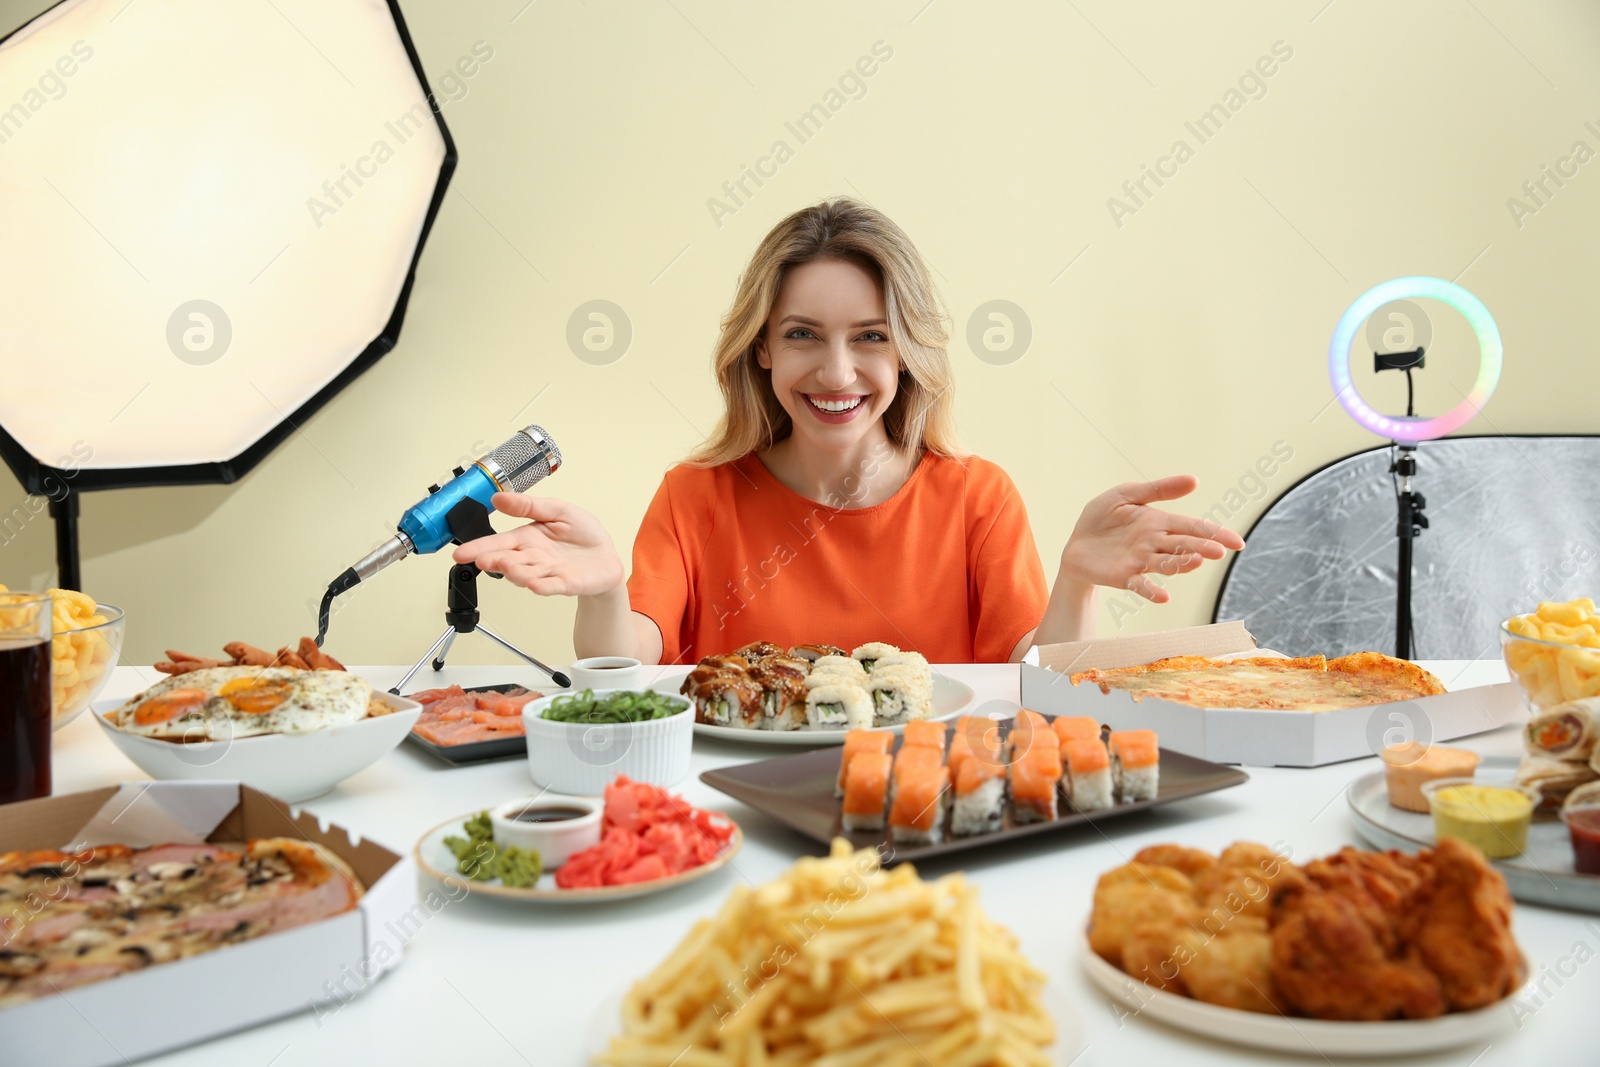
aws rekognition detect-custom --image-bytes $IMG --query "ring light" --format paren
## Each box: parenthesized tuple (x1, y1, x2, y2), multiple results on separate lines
(1328, 277, 1502, 443)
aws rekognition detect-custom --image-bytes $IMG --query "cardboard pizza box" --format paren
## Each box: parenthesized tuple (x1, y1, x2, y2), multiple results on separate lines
(0, 781, 430, 1067)
(1020, 621, 1524, 767)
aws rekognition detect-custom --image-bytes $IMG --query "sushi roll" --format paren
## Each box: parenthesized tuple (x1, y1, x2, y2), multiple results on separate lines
(750, 657, 808, 731)
(734, 640, 785, 664)
(952, 758, 1005, 835)
(867, 663, 934, 726)
(851, 642, 901, 672)
(1051, 716, 1101, 747)
(892, 744, 944, 786)
(901, 720, 948, 755)
(889, 764, 949, 845)
(1009, 747, 1059, 824)
(842, 751, 891, 832)
(836, 729, 893, 796)
(810, 655, 867, 684)
(680, 662, 761, 728)
(1109, 729, 1161, 803)
(1006, 710, 1059, 763)
(1063, 737, 1113, 812)
(806, 684, 873, 730)
(788, 643, 847, 663)
(871, 649, 931, 675)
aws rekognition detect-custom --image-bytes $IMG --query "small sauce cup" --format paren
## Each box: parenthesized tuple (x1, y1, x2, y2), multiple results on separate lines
(490, 795, 602, 869)
(1421, 778, 1538, 859)
(566, 656, 645, 691)
(1562, 801, 1600, 875)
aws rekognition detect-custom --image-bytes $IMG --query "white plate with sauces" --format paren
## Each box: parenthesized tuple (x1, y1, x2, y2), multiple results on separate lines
(1347, 754, 1600, 912)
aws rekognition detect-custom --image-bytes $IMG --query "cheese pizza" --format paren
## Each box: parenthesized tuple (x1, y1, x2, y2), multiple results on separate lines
(1069, 652, 1446, 712)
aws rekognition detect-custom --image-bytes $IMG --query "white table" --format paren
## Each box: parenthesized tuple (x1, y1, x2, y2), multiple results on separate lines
(48, 662, 1595, 1066)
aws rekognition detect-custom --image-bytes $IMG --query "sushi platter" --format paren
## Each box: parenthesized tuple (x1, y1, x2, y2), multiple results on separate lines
(653, 669, 976, 745)
(701, 712, 1249, 864)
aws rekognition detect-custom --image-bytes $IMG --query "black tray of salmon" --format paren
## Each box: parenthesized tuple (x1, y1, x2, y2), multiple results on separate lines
(700, 712, 1248, 865)
(402, 683, 546, 764)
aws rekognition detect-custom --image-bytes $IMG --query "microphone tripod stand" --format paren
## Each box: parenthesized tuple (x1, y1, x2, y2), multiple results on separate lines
(389, 499, 571, 695)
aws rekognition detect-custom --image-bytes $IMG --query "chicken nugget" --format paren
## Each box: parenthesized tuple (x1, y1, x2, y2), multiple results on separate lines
(1121, 919, 1204, 994)
(1182, 924, 1284, 1014)
(1132, 844, 1216, 880)
(1090, 864, 1199, 969)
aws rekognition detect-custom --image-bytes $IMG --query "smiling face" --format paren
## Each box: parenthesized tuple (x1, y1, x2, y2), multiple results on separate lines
(756, 257, 900, 455)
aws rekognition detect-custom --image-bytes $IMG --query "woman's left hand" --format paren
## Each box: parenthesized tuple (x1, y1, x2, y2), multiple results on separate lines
(1060, 474, 1245, 602)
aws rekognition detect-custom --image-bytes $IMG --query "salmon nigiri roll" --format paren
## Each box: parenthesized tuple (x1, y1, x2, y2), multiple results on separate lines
(1109, 729, 1160, 802)
(836, 729, 893, 796)
(889, 765, 949, 845)
(901, 720, 948, 755)
(1009, 746, 1059, 824)
(842, 751, 892, 832)
(1063, 737, 1113, 812)
(952, 758, 1005, 835)
(1051, 716, 1101, 746)
(892, 744, 944, 790)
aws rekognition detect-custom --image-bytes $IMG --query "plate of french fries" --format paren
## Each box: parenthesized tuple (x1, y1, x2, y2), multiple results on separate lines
(1502, 599, 1600, 710)
(584, 839, 1082, 1066)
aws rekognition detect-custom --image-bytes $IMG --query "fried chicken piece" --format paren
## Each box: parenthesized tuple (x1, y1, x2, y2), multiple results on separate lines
(1400, 837, 1523, 1011)
(1193, 842, 1305, 921)
(1133, 844, 1216, 880)
(1090, 863, 1198, 969)
(1182, 918, 1285, 1015)
(1271, 884, 1446, 1020)
(1121, 918, 1203, 993)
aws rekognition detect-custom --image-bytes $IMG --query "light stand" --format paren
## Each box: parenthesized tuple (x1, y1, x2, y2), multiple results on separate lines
(388, 498, 571, 695)
(1376, 346, 1427, 660)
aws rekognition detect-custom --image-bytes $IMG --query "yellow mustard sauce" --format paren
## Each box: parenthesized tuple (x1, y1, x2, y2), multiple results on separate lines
(1429, 784, 1535, 858)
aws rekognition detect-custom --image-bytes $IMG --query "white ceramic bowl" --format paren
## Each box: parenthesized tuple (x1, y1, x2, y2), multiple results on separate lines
(92, 689, 421, 802)
(489, 795, 603, 868)
(565, 656, 645, 691)
(522, 688, 692, 795)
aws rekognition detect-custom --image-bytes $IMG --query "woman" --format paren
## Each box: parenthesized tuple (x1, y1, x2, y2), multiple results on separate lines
(455, 199, 1243, 664)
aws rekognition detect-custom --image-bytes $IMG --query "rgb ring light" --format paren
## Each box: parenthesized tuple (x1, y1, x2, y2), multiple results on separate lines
(1328, 277, 1502, 444)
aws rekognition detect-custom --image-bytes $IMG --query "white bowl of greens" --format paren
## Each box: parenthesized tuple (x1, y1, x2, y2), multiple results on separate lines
(523, 688, 692, 795)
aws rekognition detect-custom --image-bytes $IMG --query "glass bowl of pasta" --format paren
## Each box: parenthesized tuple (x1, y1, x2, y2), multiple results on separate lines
(1502, 599, 1600, 712)
(50, 597, 124, 731)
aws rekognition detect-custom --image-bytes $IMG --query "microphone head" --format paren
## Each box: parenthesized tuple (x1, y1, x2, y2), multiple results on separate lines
(483, 424, 562, 492)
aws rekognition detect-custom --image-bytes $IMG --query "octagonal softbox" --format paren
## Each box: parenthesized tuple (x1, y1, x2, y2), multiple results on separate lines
(0, 0, 455, 582)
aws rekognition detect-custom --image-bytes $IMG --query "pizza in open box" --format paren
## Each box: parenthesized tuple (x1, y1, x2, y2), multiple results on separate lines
(1069, 652, 1445, 711)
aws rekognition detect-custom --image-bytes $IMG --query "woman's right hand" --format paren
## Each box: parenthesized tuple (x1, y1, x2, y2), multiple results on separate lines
(452, 493, 625, 597)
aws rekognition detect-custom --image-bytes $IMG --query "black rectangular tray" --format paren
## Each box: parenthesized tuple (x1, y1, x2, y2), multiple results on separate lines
(401, 683, 543, 765)
(701, 717, 1249, 865)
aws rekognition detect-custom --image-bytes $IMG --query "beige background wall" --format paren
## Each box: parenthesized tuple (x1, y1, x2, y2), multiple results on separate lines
(2, 0, 1598, 667)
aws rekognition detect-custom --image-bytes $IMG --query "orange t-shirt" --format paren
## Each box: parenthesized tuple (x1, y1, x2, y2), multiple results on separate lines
(626, 451, 1049, 665)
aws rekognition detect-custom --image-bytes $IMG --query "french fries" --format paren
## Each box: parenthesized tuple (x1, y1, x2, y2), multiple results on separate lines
(0, 584, 118, 721)
(1505, 599, 1600, 708)
(594, 839, 1054, 1067)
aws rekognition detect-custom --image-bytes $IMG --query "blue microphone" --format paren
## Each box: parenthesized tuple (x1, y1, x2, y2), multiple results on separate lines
(315, 425, 561, 643)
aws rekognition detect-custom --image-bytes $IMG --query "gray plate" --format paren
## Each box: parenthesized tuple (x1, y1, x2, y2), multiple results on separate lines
(1346, 754, 1600, 912)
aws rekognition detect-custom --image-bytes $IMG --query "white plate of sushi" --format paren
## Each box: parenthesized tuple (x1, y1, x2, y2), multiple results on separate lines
(652, 670, 975, 746)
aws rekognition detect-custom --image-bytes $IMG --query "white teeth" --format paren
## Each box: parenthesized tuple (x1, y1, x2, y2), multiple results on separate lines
(808, 396, 863, 413)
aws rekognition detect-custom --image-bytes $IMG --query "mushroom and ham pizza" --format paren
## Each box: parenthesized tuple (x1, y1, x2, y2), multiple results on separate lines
(0, 838, 362, 1006)
(1069, 652, 1446, 712)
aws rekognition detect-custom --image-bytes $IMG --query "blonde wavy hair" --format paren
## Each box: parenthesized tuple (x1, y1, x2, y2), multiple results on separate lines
(685, 198, 962, 467)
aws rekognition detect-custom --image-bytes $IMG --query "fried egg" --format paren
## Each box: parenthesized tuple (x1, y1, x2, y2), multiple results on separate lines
(112, 667, 371, 741)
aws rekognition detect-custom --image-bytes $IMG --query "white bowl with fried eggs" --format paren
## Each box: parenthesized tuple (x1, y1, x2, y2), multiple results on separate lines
(93, 667, 421, 802)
